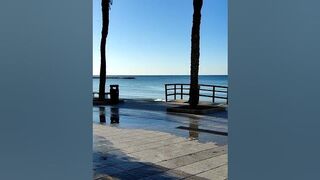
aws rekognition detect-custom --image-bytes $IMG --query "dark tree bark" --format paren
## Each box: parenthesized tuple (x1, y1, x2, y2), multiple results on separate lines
(189, 0, 203, 107)
(99, 0, 111, 100)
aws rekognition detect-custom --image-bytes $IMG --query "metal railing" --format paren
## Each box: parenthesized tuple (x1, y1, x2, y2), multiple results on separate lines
(165, 84, 228, 104)
(92, 92, 110, 99)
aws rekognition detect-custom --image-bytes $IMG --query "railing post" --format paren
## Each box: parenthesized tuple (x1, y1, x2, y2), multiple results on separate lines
(212, 86, 215, 103)
(181, 84, 183, 99)
(174, 84, 176, 100)
(226, 88, 228, 104)
(165, 84, 168, 102)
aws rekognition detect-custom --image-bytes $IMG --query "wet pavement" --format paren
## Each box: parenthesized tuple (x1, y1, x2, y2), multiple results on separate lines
(93, 99, 228, 180)
(93, 99, 228, 145)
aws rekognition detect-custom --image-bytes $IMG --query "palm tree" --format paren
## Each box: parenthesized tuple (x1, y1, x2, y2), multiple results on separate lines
(99, 0, 112, 100)
(189, 0, 203, 107)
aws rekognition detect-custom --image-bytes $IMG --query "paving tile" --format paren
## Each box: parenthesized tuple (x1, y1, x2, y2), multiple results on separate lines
(176, 155, 227, 175)
(141, 169, 193, 180)
(113, 161, 146, 171)
(94, 166, 123, 175)
(123, 137, 187, 154)
(125, 164, 169, 179)
(204, 164, 228, 178)
(184, 175, 211, 180)
(109, 172, 137, 180)
(157, 146, 227, 169)
(105, 134, 174, 151)
(130, 140, 217, 163)
(191, 169, 227, 180)
(93, 125, 228, 179)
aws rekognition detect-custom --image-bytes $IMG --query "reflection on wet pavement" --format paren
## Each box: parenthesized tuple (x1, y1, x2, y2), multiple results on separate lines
(93, 100, 227, 145)
(188, 117, 200, 140)
(110, 107, 120, 124)
(99, 107, 106, 123)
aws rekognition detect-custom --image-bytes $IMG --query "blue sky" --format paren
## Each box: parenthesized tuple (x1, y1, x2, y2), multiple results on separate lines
(93, 0, 227, 75)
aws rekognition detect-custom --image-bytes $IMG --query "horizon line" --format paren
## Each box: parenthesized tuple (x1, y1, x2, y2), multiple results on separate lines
(92, 74, 228, 76)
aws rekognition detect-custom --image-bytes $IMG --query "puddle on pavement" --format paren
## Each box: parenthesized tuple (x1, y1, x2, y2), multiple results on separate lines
(93, 105, 227, 145)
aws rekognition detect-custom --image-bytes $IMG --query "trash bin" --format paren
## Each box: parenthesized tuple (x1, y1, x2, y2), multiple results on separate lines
(110, 85, 119, 104)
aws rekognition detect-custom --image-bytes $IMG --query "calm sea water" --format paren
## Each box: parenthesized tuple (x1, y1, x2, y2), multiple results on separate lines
(93, 75, 228, 102)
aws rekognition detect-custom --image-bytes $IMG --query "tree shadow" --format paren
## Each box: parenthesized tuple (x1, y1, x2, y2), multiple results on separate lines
(93, 135, 197, 180)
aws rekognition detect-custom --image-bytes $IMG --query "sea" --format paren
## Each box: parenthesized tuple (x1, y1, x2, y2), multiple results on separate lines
(93, 75, 228, 102)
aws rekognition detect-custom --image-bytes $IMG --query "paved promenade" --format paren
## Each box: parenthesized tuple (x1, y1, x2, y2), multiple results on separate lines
(93, 124, 227, 180)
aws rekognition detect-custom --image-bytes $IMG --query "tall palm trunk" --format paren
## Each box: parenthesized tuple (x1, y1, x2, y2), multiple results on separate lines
(99, 0, 111, 100)
(189, 0, 203, 107)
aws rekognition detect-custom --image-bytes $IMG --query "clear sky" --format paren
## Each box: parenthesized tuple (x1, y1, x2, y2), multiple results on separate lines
(93, 0, 227, 75)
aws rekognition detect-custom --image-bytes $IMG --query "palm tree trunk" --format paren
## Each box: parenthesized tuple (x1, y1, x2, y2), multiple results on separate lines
(99, 0, 111, 100)
(189, 0, 203, 107)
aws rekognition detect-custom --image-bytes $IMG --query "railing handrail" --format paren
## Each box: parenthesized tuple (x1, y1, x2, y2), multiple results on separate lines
(165, 83, 227, 88)
(165, 83, 190, 86)
(165, 83, 228, 104)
